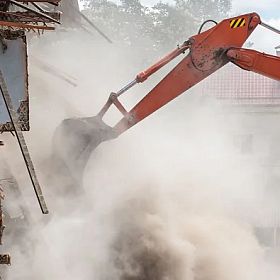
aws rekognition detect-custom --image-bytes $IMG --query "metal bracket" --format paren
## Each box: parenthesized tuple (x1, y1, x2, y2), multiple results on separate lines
(0, 255, 11, 265)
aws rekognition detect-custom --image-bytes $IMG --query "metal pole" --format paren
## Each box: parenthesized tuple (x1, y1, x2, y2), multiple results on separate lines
(0, 71, 48, 214)
(260, 21, 280, 35)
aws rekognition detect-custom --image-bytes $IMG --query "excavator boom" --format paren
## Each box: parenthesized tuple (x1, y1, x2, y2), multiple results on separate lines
(54, 12, 280, 179)
(111, 13, 261, 134)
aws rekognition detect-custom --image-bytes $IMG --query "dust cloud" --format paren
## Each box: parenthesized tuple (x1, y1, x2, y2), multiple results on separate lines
(0, 29, 279, 280)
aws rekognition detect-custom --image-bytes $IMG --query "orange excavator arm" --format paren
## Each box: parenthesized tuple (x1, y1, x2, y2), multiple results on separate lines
(227, 48, 280, 81)
(96, 12, 280, 135)
(54, 12, 280, 179)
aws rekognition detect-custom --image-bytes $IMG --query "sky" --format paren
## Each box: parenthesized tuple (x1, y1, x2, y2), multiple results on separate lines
(142, 0, 280, 52)
(80, 0, 280, 22)
(138, 0, 280, 19)
(79, 0, 280, 22)
(79, 0, 280, 52)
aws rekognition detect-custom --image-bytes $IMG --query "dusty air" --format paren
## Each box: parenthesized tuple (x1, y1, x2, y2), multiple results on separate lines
(0, 0, 280, 279)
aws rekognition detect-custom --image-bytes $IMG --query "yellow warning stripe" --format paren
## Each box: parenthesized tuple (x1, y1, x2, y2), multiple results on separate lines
(230, 19, 236, 28)
(239, 18, 246, 27)
(233, 18, 242, 28)
(230, 18, 246, 28)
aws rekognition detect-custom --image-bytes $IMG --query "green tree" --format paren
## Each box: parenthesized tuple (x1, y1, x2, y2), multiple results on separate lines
(83, 0, 153, 46)
(149, 2, 197, 50)
(175, 0, 232, 21)
(81, 0, 232, 52)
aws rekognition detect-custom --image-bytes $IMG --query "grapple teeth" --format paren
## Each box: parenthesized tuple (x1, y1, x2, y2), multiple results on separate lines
(52, 116, 117, 181)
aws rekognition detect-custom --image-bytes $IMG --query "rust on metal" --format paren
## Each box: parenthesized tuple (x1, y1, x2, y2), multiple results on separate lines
(0, 100, 30, 132)
(0, 0, 61, 274)
(0, 1, 61, 31)
(0, 11, 61, 23)
(15, 0, 60, 3)
(0, 21, 55, 30)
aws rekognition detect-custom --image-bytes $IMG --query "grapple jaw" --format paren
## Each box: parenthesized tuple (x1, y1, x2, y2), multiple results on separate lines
(52, 116, 117, 180)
